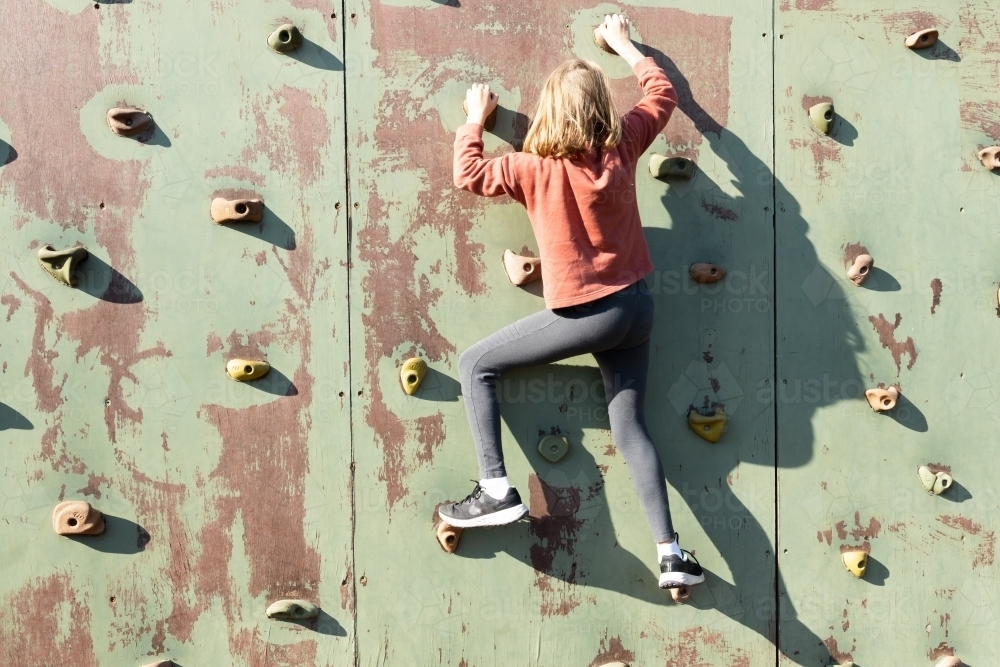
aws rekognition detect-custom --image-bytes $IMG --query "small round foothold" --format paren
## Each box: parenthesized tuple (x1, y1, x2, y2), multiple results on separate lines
(211, 197, 264, 224)
(905, 28, 939, 49)
(400, 357, 428, 396)
(265, 599, 320, 621)
(649, 154, 696, 180)
(669, 586, 691, 603)
(52, 500, 106, 536)
(434, 508, 463, 554)
(934, 657, 962, 667)
(865, 386, 898, 412)
(842, 549, 868, 578)
(268, 24, 304, 53)
(107, 107, 153, 137)
(462, 100, 498, 131)
(808, 102, 835, 135)
(502, 249, 541, 286)
(226, 359, 270, 382)
(538, 435, 570, 463)
(978, 146, 1000, 170)
(593, 26, 617, 54)
(689, 263, 727, 284)
(846, 254, 874, 286)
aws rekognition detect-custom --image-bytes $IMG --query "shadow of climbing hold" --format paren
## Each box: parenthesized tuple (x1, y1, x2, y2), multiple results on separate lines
(688, 407, 726, 443)
(689, 263, 726, 284)
(226, 359, 270, 382)
(847, 253, 874, 286)
(538, 435, 570, 463)
(918, 465, 953, 495)
(52, 500, 105, 536)
(648, 154, 695, 180)
(865, 386, 898, 412)
(905, 28, 938, 49)
(106, 107, 152, 137)
(266, 599, 320, 621)
(211, 197, 264, 224)
(268, 23, 304, 53)
(38, 244, 88, 287)
(593, 26, 616, 54)
(842, 549, 868, 578)
(935, 657, 961, 667)
(502, 249, 541, 286)
(433, 504, 462, 553)
(808, 102, 834, 135)
(462, 100, 498, 131)
(978, 146, 1000, 170)
(400, 357, 428, 396)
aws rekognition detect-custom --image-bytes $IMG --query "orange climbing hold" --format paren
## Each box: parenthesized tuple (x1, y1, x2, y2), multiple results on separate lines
(211, 197, 264, 224)
(905, 29, 938, 49)
(689, 263, 726, 284)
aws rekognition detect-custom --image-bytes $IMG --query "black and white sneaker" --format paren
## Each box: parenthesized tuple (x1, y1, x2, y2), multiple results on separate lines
(659, 542, 706, 589)
(438, 482, 528, 528)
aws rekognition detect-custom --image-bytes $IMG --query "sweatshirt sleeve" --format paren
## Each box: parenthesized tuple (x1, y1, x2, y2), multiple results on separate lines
(619, 57, 678, 166)
(453, 124, 525, 202)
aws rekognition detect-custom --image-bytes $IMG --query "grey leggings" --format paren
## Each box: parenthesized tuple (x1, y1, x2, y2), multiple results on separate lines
(458, 279, 674, 542)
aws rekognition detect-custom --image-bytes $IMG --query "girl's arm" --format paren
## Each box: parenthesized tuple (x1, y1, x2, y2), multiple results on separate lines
(453, 84, 524, 201)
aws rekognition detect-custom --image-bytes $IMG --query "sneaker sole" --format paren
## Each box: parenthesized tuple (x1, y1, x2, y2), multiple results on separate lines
(659, 572, 706, 589)
(439, 504, 528, 528)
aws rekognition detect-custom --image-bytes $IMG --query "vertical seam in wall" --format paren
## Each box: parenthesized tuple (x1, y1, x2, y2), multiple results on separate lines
(770, 0, 780, 663)
(339, 2, 359, 666)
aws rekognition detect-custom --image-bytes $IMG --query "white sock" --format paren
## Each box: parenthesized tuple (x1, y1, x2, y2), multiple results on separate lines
(479, 476, 511, 500)
(657, 539, 683, 560)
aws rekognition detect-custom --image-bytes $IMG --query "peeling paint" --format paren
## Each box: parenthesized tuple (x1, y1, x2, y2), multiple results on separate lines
(930, 278, 942, 314)
(868, 313, 917, 374)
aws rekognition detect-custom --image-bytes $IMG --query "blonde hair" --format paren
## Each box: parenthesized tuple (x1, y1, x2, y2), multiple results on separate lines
(522, 59, 622, 159)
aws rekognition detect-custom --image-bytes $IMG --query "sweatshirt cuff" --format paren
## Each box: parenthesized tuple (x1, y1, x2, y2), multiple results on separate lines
(631, 56, 658, 76)
(457, 123, 485, 139)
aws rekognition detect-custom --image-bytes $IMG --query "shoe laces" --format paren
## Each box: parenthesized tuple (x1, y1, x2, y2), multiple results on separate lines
(458, 481, 484, 505)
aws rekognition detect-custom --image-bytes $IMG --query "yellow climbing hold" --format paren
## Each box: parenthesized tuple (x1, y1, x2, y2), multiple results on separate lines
(842, 550, 868, 578)
(808, 102, 834, 135)
(226, 359, 270, 382)
(688, 407, 726, 443)
(400, 357, 428, 396)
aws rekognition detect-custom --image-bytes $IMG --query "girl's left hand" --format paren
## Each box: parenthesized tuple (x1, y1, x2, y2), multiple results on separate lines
(465, 83, 499, 126)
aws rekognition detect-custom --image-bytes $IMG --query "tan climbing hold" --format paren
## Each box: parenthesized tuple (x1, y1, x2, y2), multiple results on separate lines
(268, 24, 304, 53)
(107, 107, 152, 137)
(265, 599, 320, 620)
(905, 29, 939, 49)
(865, 386, 898, 412)
(649, 154, 696, 180)
(37, 244, 88, 287)
(593, 26, 617, 54)
(226, 359, 270, 382)
(211, 197, 264, 224)
(918, 465, 953, 495)
(52, 501, 105, 536)
(808, 102, 834, 135)
(978, 146, 1000, 170)
(502, 249, 541, 286)
(688, 407, 726, 443)
(689, 263, 726, 284)
(462, 100, 498, 131)
(935, 657, 961, 667)
(846, 254, 874, 286)
(433, 505, 463, 554)
(400, 357, 428, 396)
(140, 662, 173, 667)
(669, 587, 691, 603)
(842, 549, 868, 578)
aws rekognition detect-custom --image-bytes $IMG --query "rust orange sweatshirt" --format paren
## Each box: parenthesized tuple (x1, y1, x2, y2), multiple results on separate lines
(453, 57, 677, 309)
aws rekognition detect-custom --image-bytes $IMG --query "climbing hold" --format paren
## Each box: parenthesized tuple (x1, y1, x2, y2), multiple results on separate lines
(597, 663, 629, 667)
(462, 100, 498, 131)
(593, 26, 617, 54)
(400, 357, 428, 396)
(37, 245, 88, 287)
(688, 407, 726, 443)
(918, 465, 953, 495)
(433, 506, 463, 553)
(538, 435, 570, 463)
(934, 657, 961, 667)
(106, 107, 153, 137)
(211, 197, 264, 224)
(502, 249, 541, 286)
(905, 29, 939, 49)
(268, 24, 303, 53)
(978, 146, 1000, 170)
(140, 662, 173, 667)
(689, 263, 727, 284)
(226, 359, 270, 382)
(265, 599, 320, 621)
(52, 501, 106, 536)
(648, 154, 696, 180)
(846, 254, 874, 286)
(865, 386, 898, 412)
(808, 102, 835, 135)
(841, 549, 868, 578)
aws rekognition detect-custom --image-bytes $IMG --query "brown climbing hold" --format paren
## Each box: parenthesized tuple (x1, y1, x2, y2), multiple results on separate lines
(689, 263, 726, 284)
(400, 357, 428, 396)
(226, 359, 270, 382)
(905, 29, 939, 49)
(648, 154, 696, 180)
(502, 249, 541, 286)
(37, 244, 88, 287)
(52, 501, 106, 536)
(593, 26, 617, 54)
(211, 197, 264, 224)
(808, 102, 835, 135)
(846, 254, 874, 286)
(433, 505, 462, 553)
(978, 146, 1000, 170)
(688, 407, 726, 443)
(462, 100, 498, 132)
(865, 386, 899, 412)
(935, 657, 961, 667)
(107, 107, 152, 137)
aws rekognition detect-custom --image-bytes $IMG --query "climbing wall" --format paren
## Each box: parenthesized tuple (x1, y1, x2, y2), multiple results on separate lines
(0, 1, 354, 665)
(775, 2, 1000, 665)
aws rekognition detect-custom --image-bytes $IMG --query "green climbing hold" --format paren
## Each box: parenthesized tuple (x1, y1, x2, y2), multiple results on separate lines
(538, 435, 570, 463)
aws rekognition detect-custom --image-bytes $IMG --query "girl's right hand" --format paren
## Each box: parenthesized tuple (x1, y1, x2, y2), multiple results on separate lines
(465, 83, 499, 126)
(598, 14, 644, 66)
